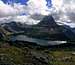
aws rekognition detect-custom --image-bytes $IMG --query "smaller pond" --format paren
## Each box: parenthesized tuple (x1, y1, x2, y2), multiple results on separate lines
(10, 35, 67, 46)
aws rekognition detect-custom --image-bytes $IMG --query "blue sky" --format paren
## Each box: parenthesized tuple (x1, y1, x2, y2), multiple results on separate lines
(2, 0, 51, 7)
(2, 0, 28, 5)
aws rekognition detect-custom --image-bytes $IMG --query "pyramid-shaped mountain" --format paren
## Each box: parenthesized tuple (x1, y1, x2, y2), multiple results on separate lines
(37, 15, 58, 28)
(0, 15, 73, 41)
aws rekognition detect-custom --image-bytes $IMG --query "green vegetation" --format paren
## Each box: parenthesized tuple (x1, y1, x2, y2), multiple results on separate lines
(0, 46, 26, 64)
(48, 51, 75, 65)
(0, 41, 75, 65)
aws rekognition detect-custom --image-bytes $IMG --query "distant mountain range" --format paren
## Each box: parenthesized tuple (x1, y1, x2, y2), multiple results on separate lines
(0, 15, 75, 42)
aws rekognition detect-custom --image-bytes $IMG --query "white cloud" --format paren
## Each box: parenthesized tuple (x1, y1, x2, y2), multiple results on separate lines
(51, 0, 75, 28)
(0, 0, 75, 27)
(27, 0, 50, 15)
(12, 15, 40, 25)
(0, 0, 50, 24)
(0, 0, 22, 17)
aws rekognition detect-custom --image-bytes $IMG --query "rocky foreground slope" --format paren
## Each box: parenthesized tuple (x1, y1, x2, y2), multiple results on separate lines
(0, 41, 75, 65)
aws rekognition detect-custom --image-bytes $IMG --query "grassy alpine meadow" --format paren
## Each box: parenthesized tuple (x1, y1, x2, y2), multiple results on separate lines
(0, 41, 75, 65)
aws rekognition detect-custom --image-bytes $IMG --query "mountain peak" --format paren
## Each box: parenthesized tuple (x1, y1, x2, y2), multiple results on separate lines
(38, 15, 57, 28)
